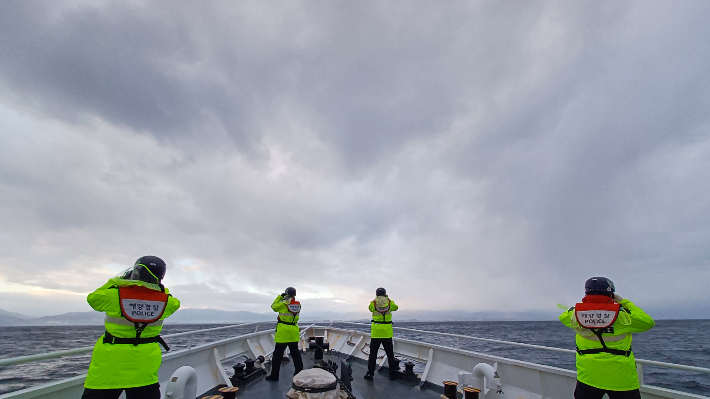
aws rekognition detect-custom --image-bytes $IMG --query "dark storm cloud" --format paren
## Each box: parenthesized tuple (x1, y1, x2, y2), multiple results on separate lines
(0, 2, 255, 149)
(0, 1, 561, 168)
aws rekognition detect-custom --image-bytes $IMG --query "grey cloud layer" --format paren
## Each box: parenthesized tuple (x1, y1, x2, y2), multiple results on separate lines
(0, 1, 709, 315)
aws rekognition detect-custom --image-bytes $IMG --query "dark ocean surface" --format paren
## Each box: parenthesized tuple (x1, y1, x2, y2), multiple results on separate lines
(1, 320, 708, 396)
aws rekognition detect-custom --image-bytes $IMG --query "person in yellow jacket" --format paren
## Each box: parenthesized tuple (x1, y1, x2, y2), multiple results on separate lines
(265, 286, 303, 381)
(559, 277, 654, 399)
(81, 256, 180, 399)
(365, 287, 399, 381)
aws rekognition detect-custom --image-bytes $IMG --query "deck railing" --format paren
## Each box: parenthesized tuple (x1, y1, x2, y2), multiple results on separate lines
(2, 320, 709, 378)
(326, 321, 710, 376)
(0, 321, 267, 367)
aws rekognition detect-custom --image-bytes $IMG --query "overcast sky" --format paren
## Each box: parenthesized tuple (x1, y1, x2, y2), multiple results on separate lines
(0, 1, 708, 318)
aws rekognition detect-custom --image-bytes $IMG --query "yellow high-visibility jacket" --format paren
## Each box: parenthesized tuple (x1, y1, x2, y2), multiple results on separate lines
(84, 278, 180, 389)
(369, 296, 398, 339)
(272, 294, 300, 343)
(559, 298, 654, 391)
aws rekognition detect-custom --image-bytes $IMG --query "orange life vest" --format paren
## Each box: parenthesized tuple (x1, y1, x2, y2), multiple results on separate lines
(286, 299, 301, 315)
(102, 285, 171, 351)
(119, 285, 169, 324)
(574, 295, 620, 329)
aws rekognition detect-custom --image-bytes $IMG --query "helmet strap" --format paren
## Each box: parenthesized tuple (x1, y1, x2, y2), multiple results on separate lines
(137, 263, 160, 282)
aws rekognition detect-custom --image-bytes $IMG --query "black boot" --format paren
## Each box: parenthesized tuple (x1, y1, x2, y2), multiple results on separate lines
(265, 374, 279, 381)
(364, 372, 374, 380)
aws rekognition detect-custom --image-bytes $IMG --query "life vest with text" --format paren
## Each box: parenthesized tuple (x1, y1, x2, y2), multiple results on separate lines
(103, 285, 170, 350)
(119, 285, 169, 324)
(278, 297, 301, 325)
(574, 295, 630, 357)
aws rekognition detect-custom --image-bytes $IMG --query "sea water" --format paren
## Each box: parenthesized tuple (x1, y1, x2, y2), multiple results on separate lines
(1, 320, 708, 396)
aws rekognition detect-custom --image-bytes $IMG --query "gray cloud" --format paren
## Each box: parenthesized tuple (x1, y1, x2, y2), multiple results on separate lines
(0, 1, 709, 316)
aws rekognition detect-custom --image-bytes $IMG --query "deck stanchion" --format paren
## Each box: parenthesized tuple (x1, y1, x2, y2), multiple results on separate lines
(188, 333, 194, 350)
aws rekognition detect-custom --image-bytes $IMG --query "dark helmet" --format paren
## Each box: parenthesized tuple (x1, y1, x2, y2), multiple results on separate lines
(133, 256, 167, 284)
(585, 277, 615, 297)
(376, 287, 386, 296)
(285, 287, 296, 297)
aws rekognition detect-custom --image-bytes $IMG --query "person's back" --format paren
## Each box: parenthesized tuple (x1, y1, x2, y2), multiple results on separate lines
(559, 277, 654, 399)
(265, 287, 303, 381)
(82, 256, 180, 399)
(365, 287, 399, 381)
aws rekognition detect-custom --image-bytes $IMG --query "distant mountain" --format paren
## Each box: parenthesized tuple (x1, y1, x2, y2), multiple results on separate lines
(31, 311, 105, 326)
(0, 308, 34, 320)
(0, 314, 31, 326)
(0, 308, 274, 326)
(0, 308, 36, 326)
(0, 310, 105, 326)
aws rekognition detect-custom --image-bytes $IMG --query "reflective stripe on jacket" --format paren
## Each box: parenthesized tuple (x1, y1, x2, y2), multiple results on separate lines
(559, 298, 654, 391)
(84, 279, 180, 389)
(272, 295, 300, 343)
(369, 297, 398, 339)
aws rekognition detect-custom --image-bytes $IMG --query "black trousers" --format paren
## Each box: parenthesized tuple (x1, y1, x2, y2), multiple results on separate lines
(574, 380, 641, 399)
(81, 383, 161, 399)
(367, 338, 396, 374)
(270, 341, 304, 378)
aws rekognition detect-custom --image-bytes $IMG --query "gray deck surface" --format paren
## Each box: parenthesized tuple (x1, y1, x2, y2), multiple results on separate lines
(206, 352, 443, 399)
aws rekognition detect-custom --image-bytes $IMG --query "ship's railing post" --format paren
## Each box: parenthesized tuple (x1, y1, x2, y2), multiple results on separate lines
(637, 362, 644, 385)
(188, 333, 194, 350)
(255, 324, 259, 333)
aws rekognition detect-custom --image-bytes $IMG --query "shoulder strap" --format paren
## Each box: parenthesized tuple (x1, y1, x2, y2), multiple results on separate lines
(593, 329, 607, 348)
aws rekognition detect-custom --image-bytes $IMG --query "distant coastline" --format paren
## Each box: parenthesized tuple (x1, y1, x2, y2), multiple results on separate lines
(2, 306, 708, 327)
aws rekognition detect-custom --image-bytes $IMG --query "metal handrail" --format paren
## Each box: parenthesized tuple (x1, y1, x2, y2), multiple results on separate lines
(328, 321, 710, 375)
(3, 320, 709, 377)
(333, 321, 575, 354)
(0, 321, 268, 367)
(262, 323, 315, 361)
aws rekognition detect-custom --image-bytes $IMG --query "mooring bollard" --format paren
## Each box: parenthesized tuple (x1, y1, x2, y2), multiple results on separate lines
(463, 386, 481, 399)
(443, 381, 458, 399)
